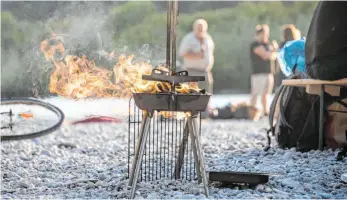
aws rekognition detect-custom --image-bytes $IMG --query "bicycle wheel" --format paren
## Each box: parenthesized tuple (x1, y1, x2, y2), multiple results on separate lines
(1, 98, 65, 141)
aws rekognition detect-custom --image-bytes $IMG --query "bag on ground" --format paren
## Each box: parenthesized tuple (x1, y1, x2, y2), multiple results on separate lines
(267, 75, 347, 151)
(267, 74, 322, 151)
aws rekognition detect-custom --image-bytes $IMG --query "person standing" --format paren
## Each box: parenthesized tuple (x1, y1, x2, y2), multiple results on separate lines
(274, 24, 302, 88)
(179, 18, 215, 94)
(279, 24, 301, 48)
(249, 24, 278, 116)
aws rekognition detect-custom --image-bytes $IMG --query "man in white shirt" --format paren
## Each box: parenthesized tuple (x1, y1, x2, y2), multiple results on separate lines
(179, 19, 215, 94)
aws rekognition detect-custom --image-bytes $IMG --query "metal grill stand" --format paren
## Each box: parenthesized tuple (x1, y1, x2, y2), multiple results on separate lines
(128, 111, 209, 198)
(127, 1, 210, 198)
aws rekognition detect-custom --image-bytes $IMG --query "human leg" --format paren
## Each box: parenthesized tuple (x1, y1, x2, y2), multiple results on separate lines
(250, 74, 259, 107)
(261, 74, 274, 115)
(206, 71, 213, 94)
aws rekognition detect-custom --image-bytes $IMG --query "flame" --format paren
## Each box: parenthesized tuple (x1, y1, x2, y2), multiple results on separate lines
(159, 111, 187, 120)
(41, 35, 203, 100)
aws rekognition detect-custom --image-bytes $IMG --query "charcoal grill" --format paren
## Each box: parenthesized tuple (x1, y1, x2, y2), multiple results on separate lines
(127, 1, 210, 198)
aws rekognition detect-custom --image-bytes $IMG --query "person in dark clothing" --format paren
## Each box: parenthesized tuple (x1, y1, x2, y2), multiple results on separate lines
(249, 24, 278, 116)
(274, 24, 301, 88)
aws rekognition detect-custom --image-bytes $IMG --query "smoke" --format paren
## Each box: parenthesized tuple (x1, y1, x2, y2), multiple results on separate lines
(1, 1, 170, 98)
(1, 2, 117, 97)
(1, 49, 22, 92)
(45, 2, 114, 56)
(41, 2, 165, 62)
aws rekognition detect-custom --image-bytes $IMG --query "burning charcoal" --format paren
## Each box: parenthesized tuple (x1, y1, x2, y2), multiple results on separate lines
(155, 83, 164, 93)
(188, 89, 199, 94)
(175, 85, 183, 90)
(155, 82, 171, 93)
(175, 85, 185, 94)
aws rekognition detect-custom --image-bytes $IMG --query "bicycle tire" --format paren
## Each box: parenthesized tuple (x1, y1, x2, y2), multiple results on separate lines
(1, 98, 65, 141)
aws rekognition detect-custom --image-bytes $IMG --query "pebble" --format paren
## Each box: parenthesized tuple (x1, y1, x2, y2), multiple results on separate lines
(182, 194, 197, 199)
(45, 163, 54, 171)
(19, 152, 33, 161)
(1, 110, 346, 199)
(335, 194, 347, 199)
(31, 179, 42, 186)
(255, 184, 265, 192)
(333, 183, 344, 189)
(281, 178, 301, 189)
(18, 182, 31, 188)
(95, 180, 105, 187)
(15, 168, 28, 177)
(237, 166, 246, 172)
(6, 172, 17, 179)
(264, 186, 273, 193)
(190, 187, 202, 195)
(87, 182, 95, 189)
(341, 173, 347, 183)
(147, 193, 160, 199)
(41, 150, 51, 156)
(311, 195, 322, 199)
(283, 151, 293, 160)
(319, 192, 332, 199)
(98, 173, 107, 181)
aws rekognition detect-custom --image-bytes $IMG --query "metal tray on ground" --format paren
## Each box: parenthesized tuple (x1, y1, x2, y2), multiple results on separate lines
(132, 93, 211, 112)
(208, 171, 270, 185)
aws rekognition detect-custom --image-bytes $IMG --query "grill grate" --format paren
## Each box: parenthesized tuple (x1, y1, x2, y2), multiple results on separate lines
(127, 97, 201, 181)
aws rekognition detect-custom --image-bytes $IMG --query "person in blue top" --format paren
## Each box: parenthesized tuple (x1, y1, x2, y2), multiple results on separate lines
(274, 24, 301, 87)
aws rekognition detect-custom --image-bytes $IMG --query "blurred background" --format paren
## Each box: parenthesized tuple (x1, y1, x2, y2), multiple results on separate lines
(1, 1, 318, 98)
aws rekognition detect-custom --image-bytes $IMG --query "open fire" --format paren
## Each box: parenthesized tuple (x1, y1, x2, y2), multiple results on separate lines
(40, 34, 204, 101)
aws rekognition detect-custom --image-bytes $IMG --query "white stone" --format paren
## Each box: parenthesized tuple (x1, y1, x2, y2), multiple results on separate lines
(283, 151, 293, 160)
(281, 178, 301, 189)
(1, 98, 346, 199)
(18, 182, 31, 188)
(341, 173, 347, 183)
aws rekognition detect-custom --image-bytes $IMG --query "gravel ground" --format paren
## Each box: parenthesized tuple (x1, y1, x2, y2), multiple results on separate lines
(1, 98, 347, 199)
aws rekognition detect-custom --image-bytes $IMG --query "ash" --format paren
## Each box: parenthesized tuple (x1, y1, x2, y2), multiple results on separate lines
(1, 98, 347, 199)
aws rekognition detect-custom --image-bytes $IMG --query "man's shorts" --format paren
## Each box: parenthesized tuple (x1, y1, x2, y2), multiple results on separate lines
(251, 73, 274, 95)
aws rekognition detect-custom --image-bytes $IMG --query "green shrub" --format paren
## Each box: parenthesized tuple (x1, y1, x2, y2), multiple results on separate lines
(1, 1, 319, 97)
(1, 12, 27, 50)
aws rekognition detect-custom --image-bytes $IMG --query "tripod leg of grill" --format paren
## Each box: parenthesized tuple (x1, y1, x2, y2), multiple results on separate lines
(192, 117, 209, 197)
(128, 114, 150, 186)
(128, 114, 151, 199)
(187, 116, 202, 183)
(174, 121, 189, 179)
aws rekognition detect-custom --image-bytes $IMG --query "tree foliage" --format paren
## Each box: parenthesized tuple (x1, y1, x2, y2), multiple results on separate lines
(1, 1, 318, 97)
